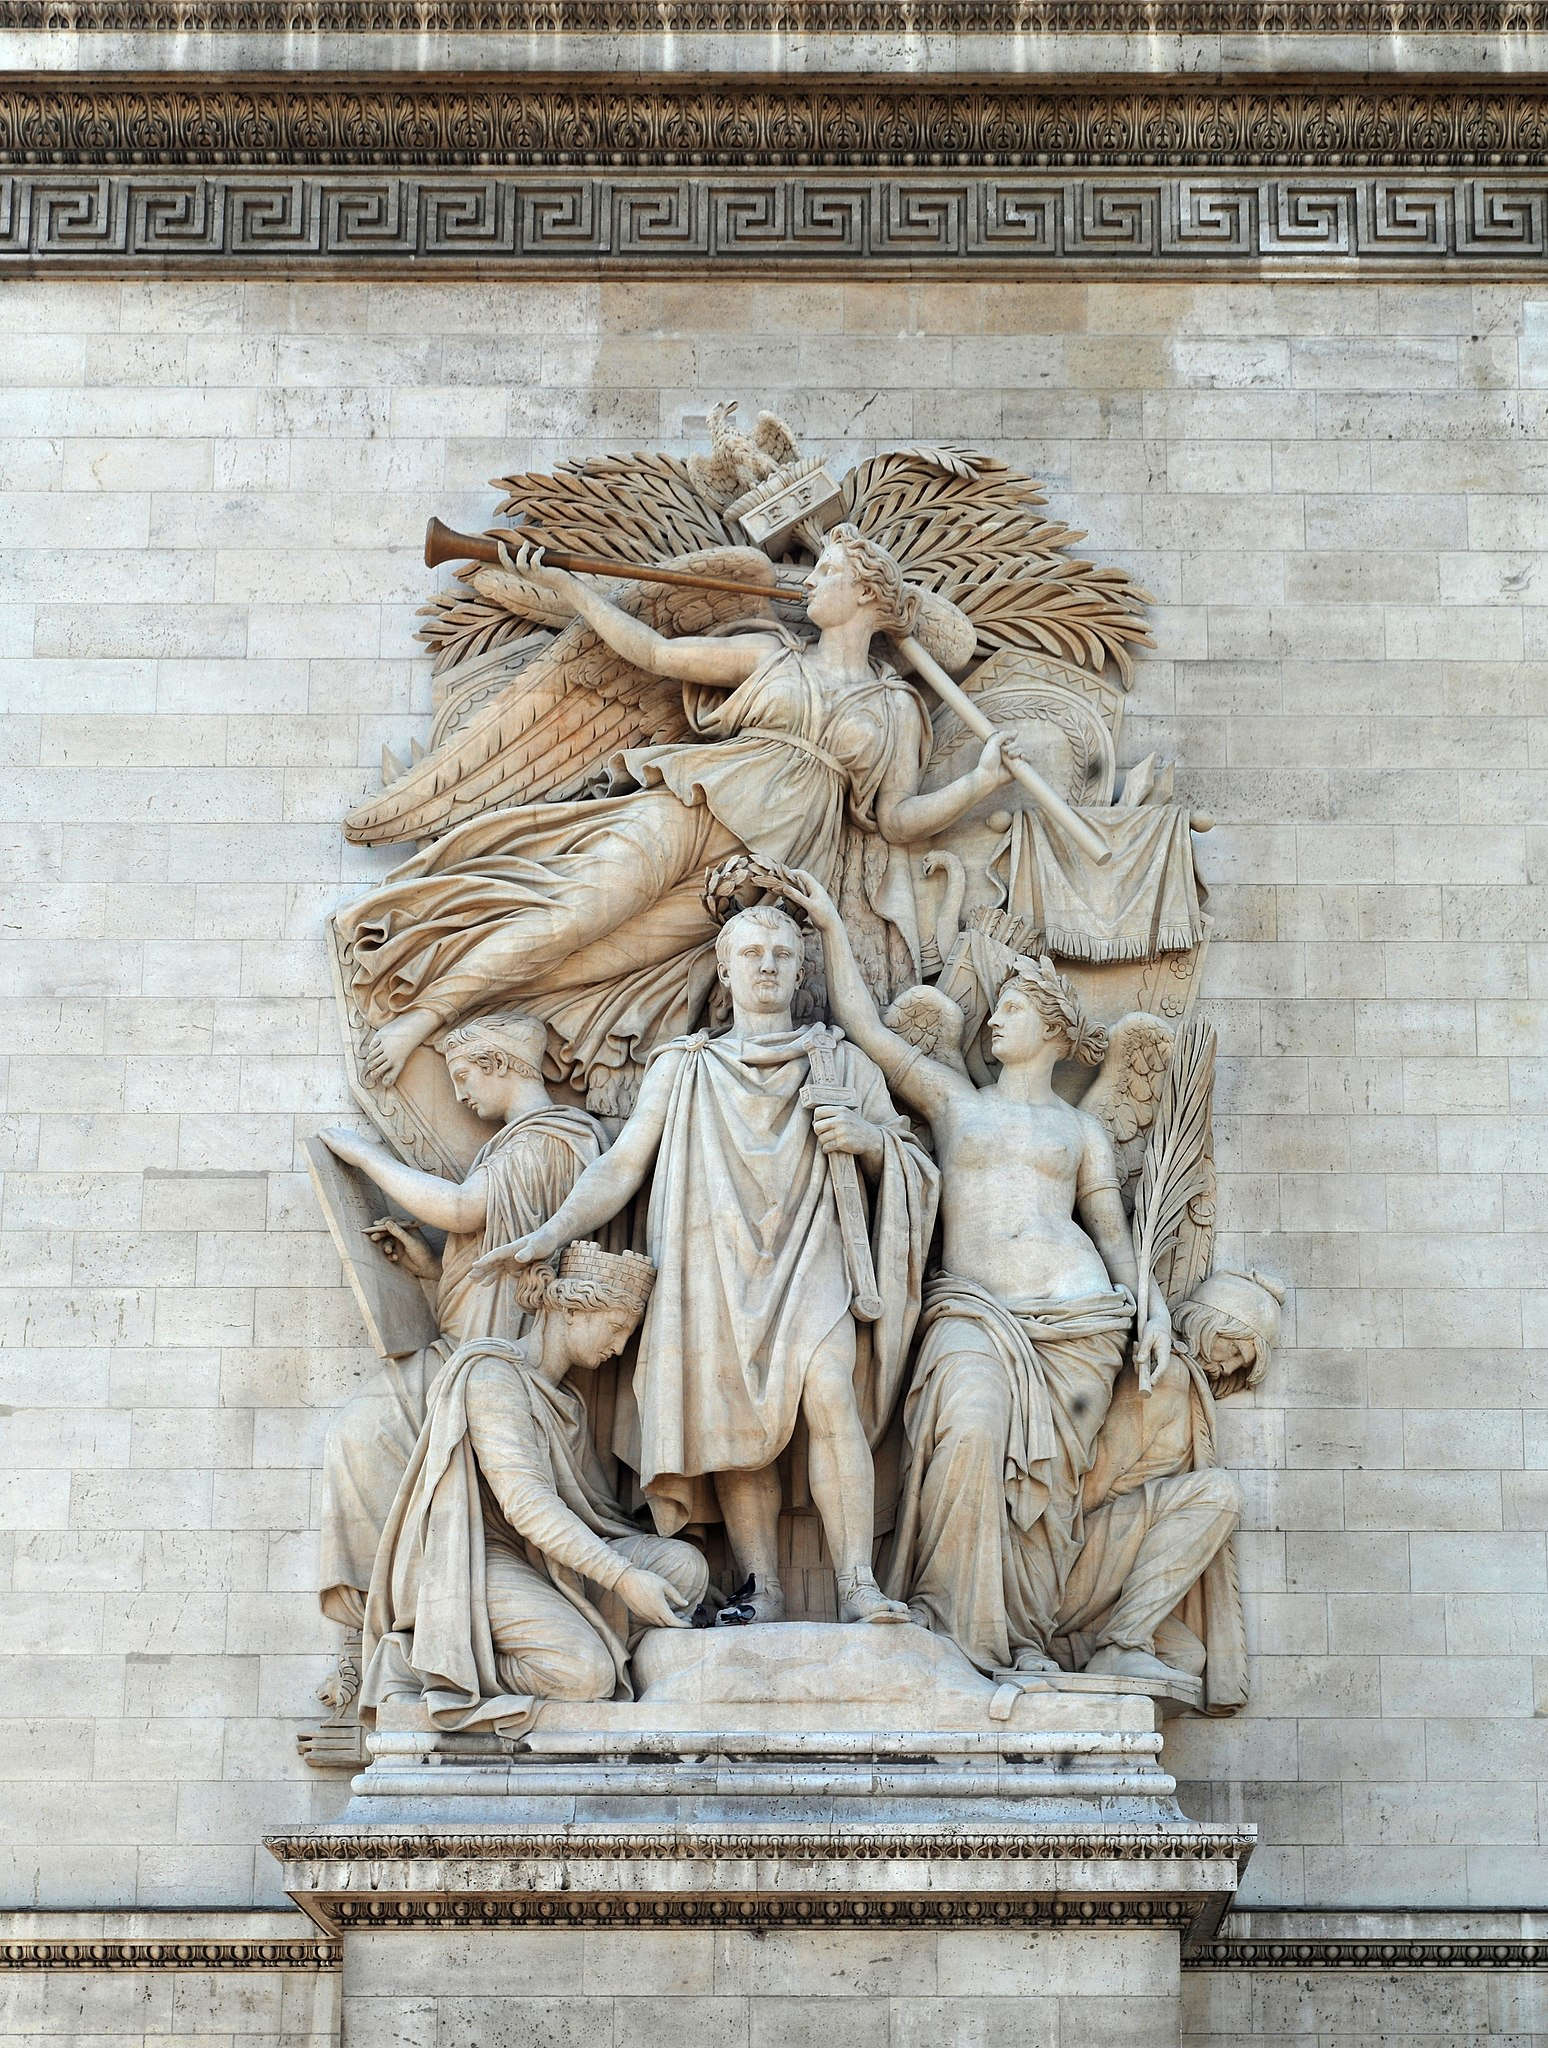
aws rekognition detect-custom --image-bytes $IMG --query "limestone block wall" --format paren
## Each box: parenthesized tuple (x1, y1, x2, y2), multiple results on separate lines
(0, 273, 1544, 1912)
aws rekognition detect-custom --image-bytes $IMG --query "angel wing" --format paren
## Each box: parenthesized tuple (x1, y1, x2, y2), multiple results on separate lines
(1075, 1012, 1176, 1200)
(881, 981, 970, 1076)
(344, 546, 780, 847)
(842, 449, 1154, 684)
(1130, 1015, 1218, 1332)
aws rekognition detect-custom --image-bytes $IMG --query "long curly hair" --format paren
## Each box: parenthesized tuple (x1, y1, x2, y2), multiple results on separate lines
(822, 522, 919, 637)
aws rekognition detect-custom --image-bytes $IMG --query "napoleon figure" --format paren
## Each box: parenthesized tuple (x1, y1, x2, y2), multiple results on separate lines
(476, 902, 938, 1625)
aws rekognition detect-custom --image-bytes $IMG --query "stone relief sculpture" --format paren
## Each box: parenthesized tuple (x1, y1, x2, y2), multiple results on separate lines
(779, 864, 1171, 1677)
(305, 406, 1281, 1754)
(362, 1241, 708, 1735)
(301, 1015, 604, 1754)
(473, 891, 937, 1626)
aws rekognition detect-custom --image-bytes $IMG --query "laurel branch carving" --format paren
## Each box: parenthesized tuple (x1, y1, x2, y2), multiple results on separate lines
(12, 80, 1548, 169)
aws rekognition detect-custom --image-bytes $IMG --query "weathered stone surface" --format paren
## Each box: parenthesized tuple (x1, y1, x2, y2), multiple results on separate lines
(0, 276, 1544, 1957)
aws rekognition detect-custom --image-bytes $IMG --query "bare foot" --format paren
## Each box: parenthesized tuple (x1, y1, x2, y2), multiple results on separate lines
(836, 1567, 911, 1625)
(715, 1573, 786, 1626)
(1012, 1645, 1061, 1675)
(363, 1010, 437, 1087)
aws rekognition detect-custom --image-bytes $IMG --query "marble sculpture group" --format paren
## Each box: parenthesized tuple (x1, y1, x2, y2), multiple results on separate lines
(304, 405, 1285, 1745)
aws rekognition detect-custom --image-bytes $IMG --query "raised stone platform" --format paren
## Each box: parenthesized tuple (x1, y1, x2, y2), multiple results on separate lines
(328, 1622, 1196, 1822)
(268, 1626, 1252, 2047)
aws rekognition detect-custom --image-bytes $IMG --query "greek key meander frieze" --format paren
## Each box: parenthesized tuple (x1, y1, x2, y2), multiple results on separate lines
(13, 80, 1548, 170)
(5, 0, 1548, 29)
(5, 170, 1547, 268)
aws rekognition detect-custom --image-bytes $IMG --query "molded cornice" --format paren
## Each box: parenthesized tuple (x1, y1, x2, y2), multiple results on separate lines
(9, 75, 1548, 169)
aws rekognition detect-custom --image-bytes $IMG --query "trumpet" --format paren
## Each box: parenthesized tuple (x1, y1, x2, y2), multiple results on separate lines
(423, 516, 1111, 864)
(424, 518, 806, 603)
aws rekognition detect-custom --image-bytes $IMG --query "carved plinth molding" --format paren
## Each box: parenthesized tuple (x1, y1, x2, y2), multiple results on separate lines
(7, 0, 1548, 31)
(0, 1938, 341, 1971)
(267, 1821, 1258, 1941)
(1185, 1937, 1548, 1969)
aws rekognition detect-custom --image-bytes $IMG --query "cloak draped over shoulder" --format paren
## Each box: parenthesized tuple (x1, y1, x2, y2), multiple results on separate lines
(360, 1341, 644, 1736)
(634, 1024, 939, 1536)
(438, 1105, 607, 1344)
(316, 1103, 604, 1629)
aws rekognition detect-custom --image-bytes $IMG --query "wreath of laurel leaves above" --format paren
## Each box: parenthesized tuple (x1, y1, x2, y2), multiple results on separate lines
(414, 433, 1154, 685)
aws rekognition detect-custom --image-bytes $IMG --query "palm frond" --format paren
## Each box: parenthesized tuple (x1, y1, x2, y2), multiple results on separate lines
(493, 451, 734, 563)
(1131, 1016, 1218, 1337)
(416, 586, 536, 675)
(842, 450, 1153, 684)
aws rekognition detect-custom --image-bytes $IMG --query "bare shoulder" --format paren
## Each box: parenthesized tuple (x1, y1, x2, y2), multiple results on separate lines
(1074, 1103, 1122, 1181)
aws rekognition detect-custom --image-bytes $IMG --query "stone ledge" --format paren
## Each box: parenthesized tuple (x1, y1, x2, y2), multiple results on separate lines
(1186, 1907, 1548, 1970)
(7, 1905, 1542, 1971)
(267, 1820, 1256, 1940)
(267, 1823, 1253, 1861)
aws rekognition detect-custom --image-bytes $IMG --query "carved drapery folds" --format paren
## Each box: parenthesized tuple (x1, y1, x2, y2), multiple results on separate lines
(304, 412, 1286, 1752)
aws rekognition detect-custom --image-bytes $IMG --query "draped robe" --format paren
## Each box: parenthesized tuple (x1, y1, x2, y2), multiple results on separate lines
(632, 1024, 938, 1535)
(318, 1104, 604, 1626)
(360, 1340, 656, 1734)
(885, 1274, 1134, 1673)
(334, 641, 930, 1114)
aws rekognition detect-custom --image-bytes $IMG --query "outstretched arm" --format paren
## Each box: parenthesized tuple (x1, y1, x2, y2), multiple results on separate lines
(874, 731, 1021, 846)
(319, 1126, 488, 1234)
(499, 540, 776, 690)
(778, 871, 967, 1127)
(473, 1050, 681, 1272)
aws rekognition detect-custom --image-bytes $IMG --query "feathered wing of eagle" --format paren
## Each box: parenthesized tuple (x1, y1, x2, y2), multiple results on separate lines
(687, 401, 803, 507)
(344, 547, 781, 846)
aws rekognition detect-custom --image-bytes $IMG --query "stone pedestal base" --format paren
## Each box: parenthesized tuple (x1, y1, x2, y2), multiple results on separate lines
(331, 1923, 1187, 2047)
(268, 1626, 1251, 2047)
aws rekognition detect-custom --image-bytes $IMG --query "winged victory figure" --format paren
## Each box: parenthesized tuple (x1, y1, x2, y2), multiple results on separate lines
(331, 407, 1166, 1138)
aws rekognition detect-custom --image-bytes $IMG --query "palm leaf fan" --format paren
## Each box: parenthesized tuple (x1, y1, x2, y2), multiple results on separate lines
(1130, 1015, 1218, 1340)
